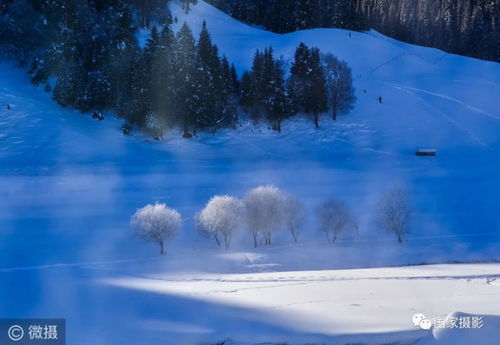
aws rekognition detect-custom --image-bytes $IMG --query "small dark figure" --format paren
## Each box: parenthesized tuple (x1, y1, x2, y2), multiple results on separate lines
(122, 123, 131, 136)
(349, 32, 352, 38)
(363, 89, 367, 94)
(92, 112, 104, 121)
(6, 104, 11, 110)
(378, 96, 383, 103)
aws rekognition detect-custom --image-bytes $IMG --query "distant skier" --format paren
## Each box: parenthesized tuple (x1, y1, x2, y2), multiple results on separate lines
(92, 112, 104, 121)
(122, 123, 131, 136)
(6, 104, 11, 109)
(349, 32, 352, 38)
(363, 89, 367, 94)
(378, 96, 383, 103)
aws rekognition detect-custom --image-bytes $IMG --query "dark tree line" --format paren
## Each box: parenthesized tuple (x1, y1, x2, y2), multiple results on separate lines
(241, 43, 356, 130)
(207, 0, 363, 32)
(115, 21, 238, 137)
(1, 0, 241, 137)
(205, 0, 500, 62)
(1, 0, 357, 137)
(357, 0, 500, 63)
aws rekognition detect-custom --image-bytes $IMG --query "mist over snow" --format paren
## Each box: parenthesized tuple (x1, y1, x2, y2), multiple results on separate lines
(1, 1, 499, 344)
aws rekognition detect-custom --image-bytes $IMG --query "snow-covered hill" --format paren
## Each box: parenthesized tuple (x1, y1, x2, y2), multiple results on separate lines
(1, 0, 499, 344)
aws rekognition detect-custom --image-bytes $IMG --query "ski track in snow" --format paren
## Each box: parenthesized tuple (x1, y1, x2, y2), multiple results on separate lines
(386, 82, 490, 147)
(391, 83, 500, 121)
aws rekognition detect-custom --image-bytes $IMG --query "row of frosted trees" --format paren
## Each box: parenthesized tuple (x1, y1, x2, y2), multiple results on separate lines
(131, 185, 413, 254)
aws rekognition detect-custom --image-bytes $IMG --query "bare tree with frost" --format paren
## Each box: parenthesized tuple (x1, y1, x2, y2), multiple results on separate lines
(322, 53, 356, 121)
(130, 203, 181, 255)
(282, 194, 306, 243)
(317, 198, 357, 243)
(378, 184, 414, 243)
(197, 195, 242, 250)
(243, 185, 284, 247)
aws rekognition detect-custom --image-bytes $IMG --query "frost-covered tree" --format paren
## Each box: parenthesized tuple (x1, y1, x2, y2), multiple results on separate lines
(130, 203, 181, 254)
(378, 184, 414, 243)
(282, 194, 305, 243)
(243, 185, 284, 247)
(317, 198, 357, 243)
(197, 195, 242, 249)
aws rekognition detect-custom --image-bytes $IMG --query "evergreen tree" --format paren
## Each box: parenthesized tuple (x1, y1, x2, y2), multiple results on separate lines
(150, 24, 177, 127)
(239, 71, 253, 109)
(289, 43, 327, 128)
(175, 22, 197, 138)
(121, 49, 150, 127)
(241, 47, 291, 131)
(181, 0, 198, 14)
(248, 49, 265, 119)
(266, 57, 292, 132)
(230, 63, 239, 93)
(306, 47, 328, 127)
(53, 59, 85, 108)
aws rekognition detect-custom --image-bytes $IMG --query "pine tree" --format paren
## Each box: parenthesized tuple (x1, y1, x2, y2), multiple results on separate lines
(306, 47, 328, 127)
(248, 49, 265, 119)
(289, 43, 327, 128)
(53, 59, 85, 108)
(241, 47, 291, 131)
(181, 0, 198, 14)
(175, 22, 197, 138)
(230, 63, 239, 94)
(288, 42, 310, 111)
(239, 71, 253, 109)
(121, 49, 150, 127)
(151, 24, 177, 127)
(266, 58, 292, 132)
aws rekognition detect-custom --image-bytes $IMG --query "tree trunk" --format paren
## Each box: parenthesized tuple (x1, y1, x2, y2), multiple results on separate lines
(160, 241, 164, 255)
(314, 112, 319, 128)
(291, 228, 298, 243)
(182, 115, 192, 138)
(214, 235, 221, 247)
(277, 119, 282, 133)
(397, 234, 403, 244)
(224, 233, 231, 250)
(332, 106, 337, 121)
(253, 233, 258, 248)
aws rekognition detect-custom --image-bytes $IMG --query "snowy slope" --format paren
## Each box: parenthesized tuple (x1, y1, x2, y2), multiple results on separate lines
(1, 0, 500, 344)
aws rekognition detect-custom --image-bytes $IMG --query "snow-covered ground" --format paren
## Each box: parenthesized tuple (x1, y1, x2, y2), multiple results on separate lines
(1, 0, 500, 344)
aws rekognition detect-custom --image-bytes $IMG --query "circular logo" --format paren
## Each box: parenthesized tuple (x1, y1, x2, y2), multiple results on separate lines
(412, 313, 426, 326)
(419, 318, 433, 330)
(8, 325, 24, 341)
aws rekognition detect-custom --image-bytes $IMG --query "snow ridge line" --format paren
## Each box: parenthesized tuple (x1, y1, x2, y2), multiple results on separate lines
(134, 273, 500, 284)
